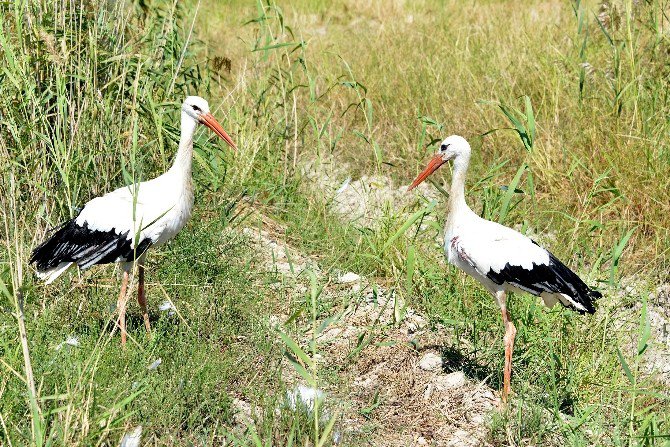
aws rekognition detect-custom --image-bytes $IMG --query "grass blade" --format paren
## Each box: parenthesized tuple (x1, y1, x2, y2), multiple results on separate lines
(279, 331, 314, 369)
(498, 163, 527, 224)
(617, 348, 635, 385)
(382, 201, 436, 253)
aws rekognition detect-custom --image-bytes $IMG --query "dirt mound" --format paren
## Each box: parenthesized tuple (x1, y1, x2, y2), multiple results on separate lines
(338, 335, 497, 446)
(237, 212, 498, 445)
(316, 284, 497, 446)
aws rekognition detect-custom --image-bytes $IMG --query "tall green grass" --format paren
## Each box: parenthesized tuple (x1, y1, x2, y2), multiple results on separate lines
(0, 0, 228, 444)
(2, 0, 670, 445)
(200, 0, 669, 281)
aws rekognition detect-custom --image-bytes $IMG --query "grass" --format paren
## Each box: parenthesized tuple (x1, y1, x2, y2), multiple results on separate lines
(1, 0, 670, 445)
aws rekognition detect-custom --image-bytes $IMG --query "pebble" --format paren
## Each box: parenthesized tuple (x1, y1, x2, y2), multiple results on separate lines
(479, 389, 496, 401)
(286, 385, 325, 413)
(423, 383, 434, 400)
(446, 429, 478, 447)
(338, 272, 361, 283)
(232, 398, 254, 427)
(468, 413, 485, 425)
(120, 426, 142, 447)
(418, 353, 443, 372)
(433, 371, 466, 390)
(147, 358, 162, 370)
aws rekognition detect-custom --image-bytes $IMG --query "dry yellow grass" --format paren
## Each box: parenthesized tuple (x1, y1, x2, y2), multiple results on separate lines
(198, 0, 669, 280)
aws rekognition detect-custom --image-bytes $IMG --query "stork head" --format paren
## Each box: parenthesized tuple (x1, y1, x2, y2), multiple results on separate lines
(182, 96, 237, 150)
(407, 135, 470, 191)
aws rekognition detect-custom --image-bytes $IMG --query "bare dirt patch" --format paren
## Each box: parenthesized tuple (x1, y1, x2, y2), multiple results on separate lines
(315, 284, 498, 446)
(234, 207, 498, 446)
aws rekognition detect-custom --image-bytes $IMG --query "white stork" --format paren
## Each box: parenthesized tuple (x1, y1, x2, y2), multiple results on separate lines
(30, 96, 237, 345)
(408, 135, 600, 402)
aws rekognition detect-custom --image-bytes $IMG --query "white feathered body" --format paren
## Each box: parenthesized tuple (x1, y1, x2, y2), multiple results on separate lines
(77, 170, 194, 248)
(30, 95, 236, 288)
(30, 167, 195, 284)
(408, 135, 600, 402)
(443, 202, 599, 314)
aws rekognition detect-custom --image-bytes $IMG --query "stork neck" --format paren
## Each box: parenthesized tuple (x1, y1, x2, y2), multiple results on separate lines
(170, 113, 198, 178)
(448, 153, 470, 217)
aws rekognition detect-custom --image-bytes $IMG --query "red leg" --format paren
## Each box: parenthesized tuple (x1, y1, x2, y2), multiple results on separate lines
(117, 270, 130, 347)
(496, 291, 516, 403)
(137, 263, 151, 335)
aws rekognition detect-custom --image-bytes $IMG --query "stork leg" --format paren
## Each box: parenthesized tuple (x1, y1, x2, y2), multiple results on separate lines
(137, 263, 151, 335)
(495, 290, 516, 403)
(117, 270, 130, 347)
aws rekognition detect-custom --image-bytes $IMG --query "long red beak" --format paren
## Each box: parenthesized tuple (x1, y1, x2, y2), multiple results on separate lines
(407, 154, 446, 191)
(200, 113, 237, 150)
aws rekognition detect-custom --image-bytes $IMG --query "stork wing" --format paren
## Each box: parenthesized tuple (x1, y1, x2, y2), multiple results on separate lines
(75, 181, 172, 244)
(454, 221, 550, 277)
(30, 180, 174, 274)
(454, 220, 598, 313)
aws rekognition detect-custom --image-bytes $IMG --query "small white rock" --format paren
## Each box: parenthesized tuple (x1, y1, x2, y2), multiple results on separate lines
(423, 383, 434, 400)
(120, 426, 142, 447)
(335, 177, 351, 195)
(479, 389, 496, 401)
(338, 272, 361, 284)
(353, 375, 376, 388)
(406, 313, 427, 333)
(159, 300, 176, 311)
(55, 336, 80, 350)
(286, 385, 324, 413)
(232, 398, 254, 427)
(147, 358, 162, 370)
(468, 412, 486, 425)
(446, 429, 477, 447)
(434, 371, 466, 390)
(418, 353, 443, 372)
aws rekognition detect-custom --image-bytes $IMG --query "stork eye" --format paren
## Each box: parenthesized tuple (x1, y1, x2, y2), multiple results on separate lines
(192, 105, 201, 112)
(440, 143, 450, 151)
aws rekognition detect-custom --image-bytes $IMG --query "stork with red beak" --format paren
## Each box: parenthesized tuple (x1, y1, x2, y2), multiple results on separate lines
(30, 96, 237, 346)
(408, 135, 600, 402)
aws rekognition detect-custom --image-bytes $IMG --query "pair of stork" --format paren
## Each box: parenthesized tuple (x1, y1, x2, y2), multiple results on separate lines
(31, 96, 600, 401)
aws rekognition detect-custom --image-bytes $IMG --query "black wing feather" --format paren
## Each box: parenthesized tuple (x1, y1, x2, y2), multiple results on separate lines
(486, 244, 600, 314)
(30, 218, 152, 271)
